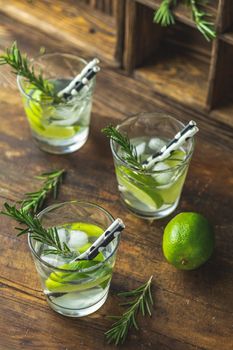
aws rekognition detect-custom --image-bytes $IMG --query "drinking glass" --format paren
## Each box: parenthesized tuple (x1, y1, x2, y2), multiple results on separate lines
(110, 112, 194, 219)
(17, 53, 95, 154)
(28, 201, 120, 317)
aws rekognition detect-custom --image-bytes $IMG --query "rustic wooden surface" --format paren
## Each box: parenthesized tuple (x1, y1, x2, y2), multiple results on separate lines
(0, 6, 233, 350)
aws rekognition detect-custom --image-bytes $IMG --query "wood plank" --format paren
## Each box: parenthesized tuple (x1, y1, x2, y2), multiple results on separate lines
(123, 0, 163, 72)
(0, 0, 117, 65)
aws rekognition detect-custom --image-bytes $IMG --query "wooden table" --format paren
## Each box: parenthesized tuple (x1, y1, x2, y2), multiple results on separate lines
(0, 8, 233, 350)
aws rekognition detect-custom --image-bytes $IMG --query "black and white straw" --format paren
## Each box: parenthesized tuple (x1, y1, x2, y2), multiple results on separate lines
(57, 57, 100, 99)
(72, 218, 125, 262)
(70, 65, 100, 96)
(143, 120, 199, 169)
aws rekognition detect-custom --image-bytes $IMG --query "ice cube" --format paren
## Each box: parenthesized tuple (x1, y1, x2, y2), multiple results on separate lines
(41, 254, 68, 267)
(68, 230, 88, 250)
(152, 162, 173, 185)
(134, 142, 146, 156)
(148, 138, 166, 151)
(57, 227, 68, 245)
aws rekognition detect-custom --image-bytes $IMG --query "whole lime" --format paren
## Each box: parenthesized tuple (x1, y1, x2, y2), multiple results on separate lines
(163, 212, 214, 270)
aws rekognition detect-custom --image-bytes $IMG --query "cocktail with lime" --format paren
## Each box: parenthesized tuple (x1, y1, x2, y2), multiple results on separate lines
(17, 53, 96, 154)
(29, 201, 120, 317)
(109, 113, 195, 219)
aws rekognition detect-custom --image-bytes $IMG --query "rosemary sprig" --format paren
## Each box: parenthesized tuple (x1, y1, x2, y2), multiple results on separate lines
(153, 0, 176, 26)
(189, 0, 216, 41)
(20, 169, 65, 214)
(153, 0, 216, 41)
(102, 125, 144, 170)
(1, 203, 72, 256)
(0, 42, 59, 101)
(105, 276, 153, 345)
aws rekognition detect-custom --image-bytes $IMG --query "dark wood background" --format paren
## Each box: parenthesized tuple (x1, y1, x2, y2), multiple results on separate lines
(0, 1, 233, 349)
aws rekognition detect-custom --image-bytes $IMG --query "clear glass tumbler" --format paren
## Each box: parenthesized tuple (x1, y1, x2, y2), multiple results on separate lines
(110, 112, 194, 219)
(28, 201, 120, 317)
(17, 53, 96, 154)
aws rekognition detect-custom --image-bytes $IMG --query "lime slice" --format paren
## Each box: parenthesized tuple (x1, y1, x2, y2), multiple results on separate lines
(45, 260, 112, 293)
(24, 86, 79, 139)
(164, 150, 186, 167)
(68, 222, 104, 237)
(116, 167, 163, 210)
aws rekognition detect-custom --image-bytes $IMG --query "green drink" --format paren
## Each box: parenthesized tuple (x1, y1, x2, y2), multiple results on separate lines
(29, 202, 120, 317)
(110, 113, 194, 219)
(17, 53, 95, 154)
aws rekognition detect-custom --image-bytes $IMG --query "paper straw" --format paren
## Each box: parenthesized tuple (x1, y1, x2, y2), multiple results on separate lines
(70, 66, 100, 96)
(57, 57, 100, 97)
(143, 120, 199, 169)
(72, 218, 125, 262)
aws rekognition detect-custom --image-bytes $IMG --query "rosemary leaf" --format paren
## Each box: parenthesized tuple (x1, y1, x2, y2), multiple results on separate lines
(102, 125, 144, 170)
(1, 203, 72, 257)
(20, 169, 65, 214)
(0, 41, 61, 102)
(105, 276, 153, 345)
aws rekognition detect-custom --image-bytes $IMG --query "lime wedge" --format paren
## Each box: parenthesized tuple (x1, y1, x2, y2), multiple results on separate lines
(24, 87, 79, 139)
(116, 167, 163, 210)
(45, 260, 112, 293)
(68, 222, 104, 237)
(164, 150, 186, 167)
(161, 169, 187, 204)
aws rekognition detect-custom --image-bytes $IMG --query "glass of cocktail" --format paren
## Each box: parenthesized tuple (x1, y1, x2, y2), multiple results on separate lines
(28, 201, 120, 317)
(110, 112, 195, 219)
(17, 53, 96, 154)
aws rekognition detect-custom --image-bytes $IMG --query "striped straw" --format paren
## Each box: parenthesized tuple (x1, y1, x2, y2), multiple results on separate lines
(143, 120, 199, 169)
(72, 218, 125, 262)
(70, 66, 100, 96)
(57, 57, 100, 98)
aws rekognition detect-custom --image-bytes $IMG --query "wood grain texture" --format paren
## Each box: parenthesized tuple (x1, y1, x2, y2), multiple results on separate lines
(123, 1, 163, 72)
(0, 0, 117, 65)
(0, 6, 233, 350)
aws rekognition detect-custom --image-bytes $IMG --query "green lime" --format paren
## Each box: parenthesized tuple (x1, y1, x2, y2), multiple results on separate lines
(24, 86, 79, 139)
(163, 212, 214, 270)
(45, 260, 112, 293)
(116, 166, 163, 210)
(68, 222, 104, 237)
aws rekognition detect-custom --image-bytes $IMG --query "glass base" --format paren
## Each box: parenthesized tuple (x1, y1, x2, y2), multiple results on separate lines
(46, 290, 108, 317)
(122, 198, 180, 220)
(32, 127, 89, 154)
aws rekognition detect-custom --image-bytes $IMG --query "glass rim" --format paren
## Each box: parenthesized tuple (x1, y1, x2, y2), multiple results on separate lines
(17, 52, 95, 105)
(110, 112, 195, 175)
(28, 200, 119, 273)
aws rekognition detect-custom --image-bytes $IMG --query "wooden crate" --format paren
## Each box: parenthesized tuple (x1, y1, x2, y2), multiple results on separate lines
(119, 0, 233, 127)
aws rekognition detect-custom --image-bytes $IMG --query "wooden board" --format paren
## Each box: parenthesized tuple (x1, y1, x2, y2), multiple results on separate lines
(0, 0, 117, 65)
(0, 8, 233, 350)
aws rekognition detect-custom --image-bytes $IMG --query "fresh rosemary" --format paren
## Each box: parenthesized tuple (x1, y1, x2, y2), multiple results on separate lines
(105, 276, 154, 345)
(0, 169, 70, 256)
(154, 0, 216, 41)
(0, 42, 60, 102)
(1, 203, 72, 256)
(20, 169, 65, 214)
(102, 125, 144, 170)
